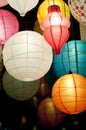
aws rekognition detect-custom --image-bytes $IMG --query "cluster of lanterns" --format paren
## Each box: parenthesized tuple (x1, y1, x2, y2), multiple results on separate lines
(0, 0, 86, 127)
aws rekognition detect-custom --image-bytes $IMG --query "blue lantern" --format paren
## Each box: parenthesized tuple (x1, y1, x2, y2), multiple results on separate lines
(53, 40, 86, 78)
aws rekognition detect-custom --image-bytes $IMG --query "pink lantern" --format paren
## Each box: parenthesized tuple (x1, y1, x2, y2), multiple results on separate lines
(0, 9, 19, 45)
(40, 5, 71, 30)
(40, 5, 70, 54)
(0, 0, 8, 7)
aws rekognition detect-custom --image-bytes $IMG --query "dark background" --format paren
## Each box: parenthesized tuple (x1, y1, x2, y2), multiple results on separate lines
(0, 0, 86, 130)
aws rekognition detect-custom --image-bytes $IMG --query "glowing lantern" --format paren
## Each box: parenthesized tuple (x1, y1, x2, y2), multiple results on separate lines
(0, 9, 19, 45)
(37, 0, 70, 24)
(68, 0, 86, 25)
(41, 5, 70, 54)
(38, 97, 66, 126)
(2, 71, 40, 101)
(0, 0, 8, 7)
(52, 73, 86, 114)
(7, 0, 39, 16)
(3, 30, 53, 81)
(53, 40, 86, 78)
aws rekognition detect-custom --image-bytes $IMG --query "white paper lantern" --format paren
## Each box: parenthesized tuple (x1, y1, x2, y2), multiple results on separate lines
(7, 0, 39, 16)
(3, 30, 53, 81)
(68, 0, 86, 25)
(2, 71, 40, 101)
(0, 0, 8, 7)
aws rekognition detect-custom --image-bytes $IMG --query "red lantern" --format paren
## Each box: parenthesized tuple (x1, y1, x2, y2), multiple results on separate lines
(38, 97, 66, 127)
(0, 9, 19, 45)
(52, 73, 86, 114)
(40, 5, 71, 54)
(36, 76, 50, 99)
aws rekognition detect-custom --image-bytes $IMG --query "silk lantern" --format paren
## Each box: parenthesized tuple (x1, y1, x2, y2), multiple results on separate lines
(37, 0, 70, 24)
(0, 0, 8, 7)
(53, 40, 86, 78)
(7, 0, 39, 16)
(2, 71, 40, 101)
(68, 0, 86, 25)
(0, 9, 19, 45)
(3, 30, 53, 81)
(41, 5, 70, 54)
(38, 97, 66, 127)
(52, 73, 86, 114)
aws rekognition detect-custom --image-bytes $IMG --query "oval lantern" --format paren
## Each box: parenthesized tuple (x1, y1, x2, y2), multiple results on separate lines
(0, 9, 19, 45)
(3, 30, 53, 81)
(40, 5, 70, 54)
(53, 40, 86, 78)
(2, 71, 40, 101)
(38, 97, 66, 127)
(7, 0, 39, 16)
(0, 0, 8, 7)
(68, 0, 86, 25)
(37, 0, 70, 24)
(52, 73, 86, 114)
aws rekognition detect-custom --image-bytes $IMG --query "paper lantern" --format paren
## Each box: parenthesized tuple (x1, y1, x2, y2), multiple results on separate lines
(52, 73, 86, 114)
(68, 0, 86, 25)
(33, 20, 43, 35)
(0, 9, 19, 45)
(7, 0, 39, 16)
(38, 97, 66, 127)
(36, 76, 50, 99)
(53, 40, 86, 78)
(37, 0, 70, 24)
(3, 30, 53, 81)
(40, 5, 71, 31)
(0, 0, 8, 7)
(2, 71, 40, 101)
(40, 5, 70, 54)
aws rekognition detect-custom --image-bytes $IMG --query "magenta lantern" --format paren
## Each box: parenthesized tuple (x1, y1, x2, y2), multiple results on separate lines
(0, 9, 19, 45)
(40, 5, 70, 54)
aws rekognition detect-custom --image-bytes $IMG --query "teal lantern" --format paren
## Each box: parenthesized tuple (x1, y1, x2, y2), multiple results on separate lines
(53, 40, 86, 78)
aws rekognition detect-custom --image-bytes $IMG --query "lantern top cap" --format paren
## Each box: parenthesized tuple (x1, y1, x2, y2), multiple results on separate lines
(48, 5, 60, 13)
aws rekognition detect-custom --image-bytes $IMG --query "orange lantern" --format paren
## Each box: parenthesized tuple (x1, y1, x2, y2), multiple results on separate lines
(52, 73, 86, 114)
(41, 5, 70, 54)
(38, 97, 66, 127)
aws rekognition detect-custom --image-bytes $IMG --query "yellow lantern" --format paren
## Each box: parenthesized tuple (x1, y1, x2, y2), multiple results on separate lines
(37, 0, 70, 24)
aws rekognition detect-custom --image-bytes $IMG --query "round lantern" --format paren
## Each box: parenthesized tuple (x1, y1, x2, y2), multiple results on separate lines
(2, 71, 40, 101)
(36, 76, 50, 99)
(33, 20, 43, 35)
(3, 30, 53, 81)
(53, 40, 86, 78)
(0, 9, 19, 45)
(52, 73, 86, 114)
(38, 97, 66, 127)
(68, 0, 86, 25)
(0, 0, 8, 7)
(37, 0, 70, 24)
(7, 0, 39, 16)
